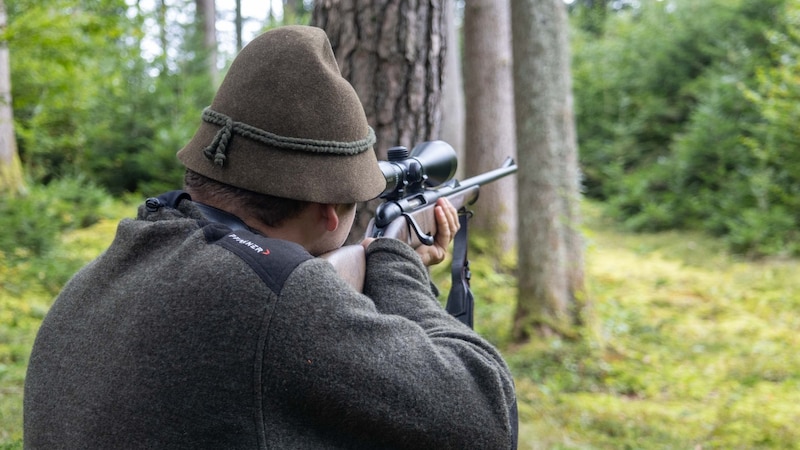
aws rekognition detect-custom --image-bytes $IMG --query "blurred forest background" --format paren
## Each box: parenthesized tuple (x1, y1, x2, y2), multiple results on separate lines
(1, 0, 799, 448)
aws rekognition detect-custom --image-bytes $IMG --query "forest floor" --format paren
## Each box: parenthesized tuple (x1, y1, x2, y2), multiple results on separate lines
(500, 204, 800, 449)
(1, 200, 798, 449)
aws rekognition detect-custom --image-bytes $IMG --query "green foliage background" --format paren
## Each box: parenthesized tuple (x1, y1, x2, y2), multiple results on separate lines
(5, 0, 213, 194)
(3, 0, 798, 255)
(572, 0, 800, 256)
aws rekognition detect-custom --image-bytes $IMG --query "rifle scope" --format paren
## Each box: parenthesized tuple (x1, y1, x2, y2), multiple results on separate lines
(378, 141, 457, 201)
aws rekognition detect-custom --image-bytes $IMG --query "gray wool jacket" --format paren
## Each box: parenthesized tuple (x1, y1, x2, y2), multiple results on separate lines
(24, 192, 518, 449)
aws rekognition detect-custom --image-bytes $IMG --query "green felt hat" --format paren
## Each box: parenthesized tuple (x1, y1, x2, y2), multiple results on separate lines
(178, 25, 384, 203)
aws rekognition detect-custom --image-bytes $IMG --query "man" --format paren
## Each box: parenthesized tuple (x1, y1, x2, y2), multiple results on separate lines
(24, 26, 518, 449)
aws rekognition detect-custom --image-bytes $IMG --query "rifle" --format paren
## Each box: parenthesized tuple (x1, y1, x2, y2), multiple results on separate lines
(322, 140, 517, 328)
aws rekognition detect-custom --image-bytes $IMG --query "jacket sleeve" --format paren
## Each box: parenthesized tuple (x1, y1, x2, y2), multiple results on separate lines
(263, 238, 517, 449)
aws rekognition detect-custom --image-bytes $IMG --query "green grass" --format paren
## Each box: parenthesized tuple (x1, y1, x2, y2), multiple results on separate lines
(2, 200, 799, 448)
(504, 204, 800, 449)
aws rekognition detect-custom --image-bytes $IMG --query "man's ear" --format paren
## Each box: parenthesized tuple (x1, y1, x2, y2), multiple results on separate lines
(321, 204, 340, 232)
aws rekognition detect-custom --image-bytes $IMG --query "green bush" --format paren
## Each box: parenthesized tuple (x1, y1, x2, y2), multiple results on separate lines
(0, 177, 112, 260)
(7, 0, 212, 196)
(572, 0, 799, 256)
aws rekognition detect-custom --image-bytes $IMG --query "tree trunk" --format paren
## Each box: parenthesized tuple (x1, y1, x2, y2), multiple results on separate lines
(511, 0, 585, 340)
(0, 0, 24, 195)
(439, 0, 465, 179)
(195, 0, 218, 82)
(235, 0, 243, 52)
(463, 0, 517, 254)
(312, 0, 446, 242)
(158, 0, 168, 70)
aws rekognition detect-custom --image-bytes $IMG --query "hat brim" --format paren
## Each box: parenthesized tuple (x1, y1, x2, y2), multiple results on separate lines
(178, 123, 386, 204)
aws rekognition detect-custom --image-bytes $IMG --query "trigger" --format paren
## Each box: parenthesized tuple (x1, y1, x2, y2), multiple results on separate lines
(401, 213, 435, 246)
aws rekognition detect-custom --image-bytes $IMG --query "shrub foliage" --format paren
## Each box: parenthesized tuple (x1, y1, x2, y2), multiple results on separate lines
(572, 0, 800, 256)
(5, 0, 213, 195)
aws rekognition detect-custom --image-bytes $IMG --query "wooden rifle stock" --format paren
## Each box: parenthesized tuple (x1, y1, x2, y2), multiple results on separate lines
(320, 243, 367, 292)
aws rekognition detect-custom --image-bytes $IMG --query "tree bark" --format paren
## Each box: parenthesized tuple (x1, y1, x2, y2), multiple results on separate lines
(312, 0, 446, 242)
(511, 0, 585, 340)
(0, 0, 24, 195)
(463, 0, 517, 253)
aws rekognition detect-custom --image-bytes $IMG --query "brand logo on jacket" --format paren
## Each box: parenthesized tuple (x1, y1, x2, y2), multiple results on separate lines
(227, 233, 270, 255)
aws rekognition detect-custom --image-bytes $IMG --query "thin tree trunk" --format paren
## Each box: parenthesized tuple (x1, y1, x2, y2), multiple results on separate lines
(195, 0, 218, 81)
(511, 0, 585, 340)
(235, 0, 243, 52)
(440, 0, 465, 179)
(158, 0, 168, 71)
(463, 0, 517, 253)
(313, 0, 446, 242)
(0, 0, 24, 195)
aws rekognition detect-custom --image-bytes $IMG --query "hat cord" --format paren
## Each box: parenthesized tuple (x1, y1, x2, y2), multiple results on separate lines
(201, 108, 376, 167)
(203, 113, 233, 167)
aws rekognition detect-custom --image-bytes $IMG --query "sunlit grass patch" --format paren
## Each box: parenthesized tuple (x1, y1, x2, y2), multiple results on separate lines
(510, 202, 800, 448)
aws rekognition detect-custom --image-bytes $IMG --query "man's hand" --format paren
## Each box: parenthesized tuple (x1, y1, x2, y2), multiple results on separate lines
(414, 197, 460, 266)
(360, 197, 460, 267)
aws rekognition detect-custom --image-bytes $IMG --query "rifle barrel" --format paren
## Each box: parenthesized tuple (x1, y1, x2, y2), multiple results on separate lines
(438, 157, 517, 198)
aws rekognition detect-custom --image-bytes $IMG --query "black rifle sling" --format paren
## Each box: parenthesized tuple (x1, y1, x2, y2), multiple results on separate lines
(445, 211, 474, 328)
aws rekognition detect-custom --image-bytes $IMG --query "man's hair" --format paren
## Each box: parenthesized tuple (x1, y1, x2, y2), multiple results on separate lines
(184, 169, 309, 227)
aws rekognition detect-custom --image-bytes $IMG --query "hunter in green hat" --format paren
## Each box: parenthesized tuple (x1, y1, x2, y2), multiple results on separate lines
(24, 25, 518, 449)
